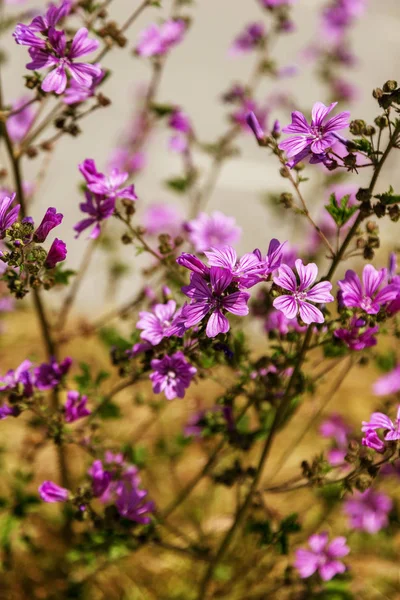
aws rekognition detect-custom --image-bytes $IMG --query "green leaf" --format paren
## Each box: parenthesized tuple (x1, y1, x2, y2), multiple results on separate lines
(325, 194, 358, 227)
(375, 350, 397, 372)
(375, 186, 400, 205)
(149, 102, 175, 117)
(98, 327, 132, 351)
(165, 176, 194, 194)
(350, 138, 372, 154)
(96, 399, 121, 419)
(53, 266, 76, 285)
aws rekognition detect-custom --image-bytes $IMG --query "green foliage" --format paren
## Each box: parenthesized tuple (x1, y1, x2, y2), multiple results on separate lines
(375, 349, 397, 372)
(374, 186, 400, 205)
(74, 362, 110, 395)
(325, 194, 358, 227)
(99, 327, 134, 351)
(96, 399, 121, 419)
(52, 265, 76, 285)
(165, 175, 195, 194)
(149, 102, 175, 117)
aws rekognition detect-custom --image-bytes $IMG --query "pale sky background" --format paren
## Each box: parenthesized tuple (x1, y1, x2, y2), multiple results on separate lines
(1, 0, 400, 316)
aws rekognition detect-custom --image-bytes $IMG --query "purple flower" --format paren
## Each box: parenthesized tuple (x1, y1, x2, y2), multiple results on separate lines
(264, 309, 306, 335)
(362, 430, 386, 453)
(338, 265, 398, 315)
(229, 23, 265, 57)
(115, 481, 154, 524)
(64, 390, 90, 423)
(136, 19, 186, 57)
(334, 318, 378, 351)
(0, 404, 18, 419)
(74, 191, 115, 239)
(273, 259, 334, 324)
(150, 351, 197, 400)
(0, 359, 34, 397)
(246, 111, 266, 142)
(39, 480, 69, 503)
(168, 109, 191, 133)
(22, 27, 101, 95)
(34, 207, 63, 242)
(373, 365, 400, 396)
(362, 406, 400, 443)
(79, 159, 137, 202)
(182, 267, 250, 337)
(344, 489, 392, 534)
(137, 300, 179, 346)
(45, 237, 67, 268)
(320, 413, 352, 447)
(177, 253, 209, 276)
(253, 238, 286, 277)
(6, 95, 36, 143)
(204, 246, 265, 289)
(0, 194, 20, 236)
(322, 0, 366, 41)
(34, 356, 72, 391)
(89, 460, 112, 498)
(278, 102, 350, 168)
(63, 65, 105, 105)
(294, 532, 349, 581)
(187, 211, 241, 253)
(142, 203, 184, 237)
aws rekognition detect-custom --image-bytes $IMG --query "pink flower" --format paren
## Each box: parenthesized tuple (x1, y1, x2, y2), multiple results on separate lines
(273, 259, 334, 324)
(135, 19, 186, 57)
(344, 489, 392, 534)
(294, 532, 349, 581)
(142, 203, 184, 237)
(362, 406, 400, 442)
(279, 102, 350, 168)
(39, 481, 69, 502)
(136, 300, 180, 346)
(187, 211, 241, 253)
(338, 265, 398, 315)
(373, 365, 400, 396)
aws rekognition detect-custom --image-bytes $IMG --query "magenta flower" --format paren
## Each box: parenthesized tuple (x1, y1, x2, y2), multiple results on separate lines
(273, 259, 334, 324)
(253, 238, 286, 278)
(89, 460, 112, 498)
(34, 356, 72, 391)
(45, 238, 67, 268)
(229, 23, 265, 57)
(0, 359, 33, 397)
(6, 95, 36, 143)
(34, 207, 63, 242)
(344, 489, 392, 534)
(334, 318, 378, 351)
(142, 203, 184, 238)
(0, 193, 20, 236)
(187, 211, 241, 253)
(294, 532, 349, 581)
(136, 19, 186, 57)
(322, 0, 366, 41)
(338, 265, 398, 315)
(63, 65, 105, 105)
(64, 390, 90, 423)
(204, 246, 265, 289)
(279, 102, 350, 168)
(362, 430, 386, 453)
(115, 481, 154, 524)
(182, 267, 250, 337)
(362, 406, 400, 443)
(79, 159, 137, 202)
(24, 27, 101, 95)
(0, 404, 19, 420)
(373, 365, 400, 396)
(74, 191, 115, 239)
(320, 413, 352, 447)
(168, 109, 191, 133)
(137, 300, 179, 346)
(39, 481, 69, 503)
(150, 351, 197, 400)
(246, 111, 266, 142)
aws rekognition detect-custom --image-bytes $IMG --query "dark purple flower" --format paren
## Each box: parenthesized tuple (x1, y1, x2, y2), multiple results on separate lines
(34, 207, 63, 242)
(229, 22, 266, 57)
(88, 459, 112, 498)
(34, 356, 72, 391)
(338, 265, 398, 314)
(115, 481, 154, 524)
(0, 193, 20, 236)
(45, 237, 67, 268)
(273, 259, 334, 324)
(0, 404, 18, 419)
(187, 211, 241, 253)
(182, 267, 250, 337)
(373, 365, 400, 396)
(24, 27, 101, 95)
(64, 390, 90, 422)
(334, 318, 378, 351)
(79, 159, 137, 202)
(344, 489, 392, 534)
(137, 300, 179, 346)
(150, 351, 197, 400)
(362, 406, 400, 442)
(279, 102, 350, 168)
(294, 532, 349, 581)
(39, 480, 69, 502)
(74, 191, 115, 239)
